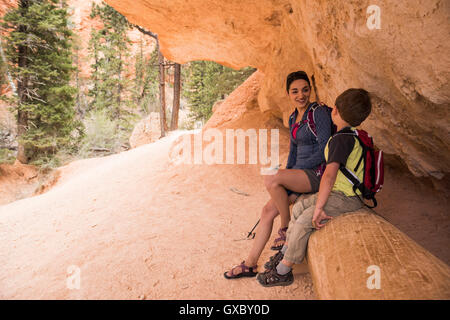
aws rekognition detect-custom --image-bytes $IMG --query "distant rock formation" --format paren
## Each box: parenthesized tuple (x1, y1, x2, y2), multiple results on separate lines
(129, 112, 161, 148)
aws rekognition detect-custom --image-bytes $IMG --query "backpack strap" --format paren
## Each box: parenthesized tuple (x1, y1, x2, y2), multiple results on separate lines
(306, 102, 319, 140)
(339, 164, 362, 189)
(288, 109, 299, 145)
(339, 165, 377, 208)
(331, 129, 360, 178)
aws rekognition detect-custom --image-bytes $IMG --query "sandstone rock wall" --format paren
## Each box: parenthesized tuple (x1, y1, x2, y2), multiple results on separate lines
(0, 0, 15, 16)
(129, 112, 161, 148)
(105, 0, 450, 179)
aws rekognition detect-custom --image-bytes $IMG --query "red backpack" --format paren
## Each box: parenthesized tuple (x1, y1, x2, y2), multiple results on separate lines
(338, 128, 384, 208)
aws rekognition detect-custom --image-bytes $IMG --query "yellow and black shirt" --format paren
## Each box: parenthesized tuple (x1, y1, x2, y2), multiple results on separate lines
(324, 127, 364, 197)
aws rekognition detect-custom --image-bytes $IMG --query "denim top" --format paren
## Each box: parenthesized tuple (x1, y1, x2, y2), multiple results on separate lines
(286, 102, 333, 170)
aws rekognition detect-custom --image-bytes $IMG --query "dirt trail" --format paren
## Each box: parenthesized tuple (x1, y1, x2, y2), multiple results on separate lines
(1, 129, 448, 299)
(0, 130, 314, 299)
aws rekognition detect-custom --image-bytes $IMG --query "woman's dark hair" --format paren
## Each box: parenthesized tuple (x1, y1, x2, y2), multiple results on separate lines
(286, 71, 311, 93)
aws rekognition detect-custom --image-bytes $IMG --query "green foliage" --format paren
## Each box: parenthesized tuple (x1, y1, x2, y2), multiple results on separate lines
(77, 108, 127, 159)
(133, 37, 158, 115)
(1, 0, 82, 164)
(183, 61, 255, 123)
(88, 2, 134, 128)
(0, 148, 16, 164)
(1, 2, 256, 169)
(0, 120, 15, 164)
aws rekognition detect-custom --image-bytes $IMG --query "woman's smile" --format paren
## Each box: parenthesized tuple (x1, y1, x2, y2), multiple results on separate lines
(295, 97, 308, 107)
(288, 79, 311, 109)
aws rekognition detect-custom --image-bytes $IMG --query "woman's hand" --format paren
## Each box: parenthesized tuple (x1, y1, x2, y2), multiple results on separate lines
(312, 206, 333, 230)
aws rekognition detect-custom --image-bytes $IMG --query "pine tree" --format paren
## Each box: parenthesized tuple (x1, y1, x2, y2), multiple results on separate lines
(88, 2, 133, 130)
(133, 34, 158, 115)
(183, 61, 255, 123)
(1, 0, 82, 164)
(133, 25, 174, 135)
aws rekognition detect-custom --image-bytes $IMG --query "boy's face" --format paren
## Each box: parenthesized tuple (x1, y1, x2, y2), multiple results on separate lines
(330, 104, 339, 124)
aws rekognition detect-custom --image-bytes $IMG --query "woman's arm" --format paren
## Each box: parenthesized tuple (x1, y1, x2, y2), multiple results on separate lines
(286, 111, 297, 169)
(304, 106, 332, 168)
(286, 139, 296, 169)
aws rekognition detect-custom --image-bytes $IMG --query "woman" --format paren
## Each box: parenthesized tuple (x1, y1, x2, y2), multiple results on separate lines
(224, 70, 333, 279)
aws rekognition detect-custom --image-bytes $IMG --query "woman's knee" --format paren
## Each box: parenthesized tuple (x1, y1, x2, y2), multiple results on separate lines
(263, 175, 274, 190)
(261, 200, 279, 221)
(264, 173, 280, 190)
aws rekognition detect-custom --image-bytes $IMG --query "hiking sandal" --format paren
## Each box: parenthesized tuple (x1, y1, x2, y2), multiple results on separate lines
(264, 250, 284, 270)
(224, 261, 258, 279)
(270, 227, 288, 251)
(256, 268, 294, 287)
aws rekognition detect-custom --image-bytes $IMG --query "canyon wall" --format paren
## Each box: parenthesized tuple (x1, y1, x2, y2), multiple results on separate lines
(0, 0, 14, 16)
(105, 0, 450, 179)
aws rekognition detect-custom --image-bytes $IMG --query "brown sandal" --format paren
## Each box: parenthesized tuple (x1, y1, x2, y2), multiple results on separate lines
(264, 250, 284, 270)
(270, 227, 288, 251)
(224, 261, 257, 279)
(257, 268, 294, 287)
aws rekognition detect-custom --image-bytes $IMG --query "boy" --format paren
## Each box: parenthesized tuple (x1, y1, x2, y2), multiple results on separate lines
(257, 88, 372, 287)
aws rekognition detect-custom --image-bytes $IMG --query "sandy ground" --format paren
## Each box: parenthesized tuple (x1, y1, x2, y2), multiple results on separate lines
(0, 130, 314, 299)
(0, 129, 448, 299)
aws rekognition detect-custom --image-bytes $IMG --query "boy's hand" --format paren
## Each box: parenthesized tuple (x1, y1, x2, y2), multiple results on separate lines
(312, 163, 339, 229)
(312, 207, 333, 230)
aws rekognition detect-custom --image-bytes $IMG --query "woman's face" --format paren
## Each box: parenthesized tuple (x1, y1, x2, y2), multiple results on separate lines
(288, 79, 311, 109)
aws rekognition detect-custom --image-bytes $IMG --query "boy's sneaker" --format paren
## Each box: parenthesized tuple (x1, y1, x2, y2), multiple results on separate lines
(257, 268, 294, 287)
(264, 250, 284, 270)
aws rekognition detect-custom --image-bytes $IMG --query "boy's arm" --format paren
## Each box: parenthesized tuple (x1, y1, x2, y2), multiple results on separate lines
(312, 162, 340, 229)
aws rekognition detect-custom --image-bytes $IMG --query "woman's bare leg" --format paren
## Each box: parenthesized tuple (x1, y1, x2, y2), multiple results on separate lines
(244, 194, 298, 266)
(243, 198, 278, 267)
(225, 195, 297, 276)
(264, 169, 312, 227)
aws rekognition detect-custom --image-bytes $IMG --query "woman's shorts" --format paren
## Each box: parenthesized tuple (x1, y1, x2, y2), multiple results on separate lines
(285, 168, 321, 198)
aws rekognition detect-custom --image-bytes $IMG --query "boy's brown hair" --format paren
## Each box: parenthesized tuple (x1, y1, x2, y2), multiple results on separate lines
(335, 88, 372, 126)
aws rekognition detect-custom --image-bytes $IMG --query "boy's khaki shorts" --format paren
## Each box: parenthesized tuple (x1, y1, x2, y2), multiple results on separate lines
(284, 191, 363, 264)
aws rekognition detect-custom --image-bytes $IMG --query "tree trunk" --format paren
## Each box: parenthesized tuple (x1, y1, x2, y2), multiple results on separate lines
(307, 210, 450, 299)
(16, 110, 28, 163)
(74, 43, 83, 119)
(116, 51, 122, 131)
(157, 40, 167, 138)
(16, 0, 30, 164)
(170, 63, 181, 131)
